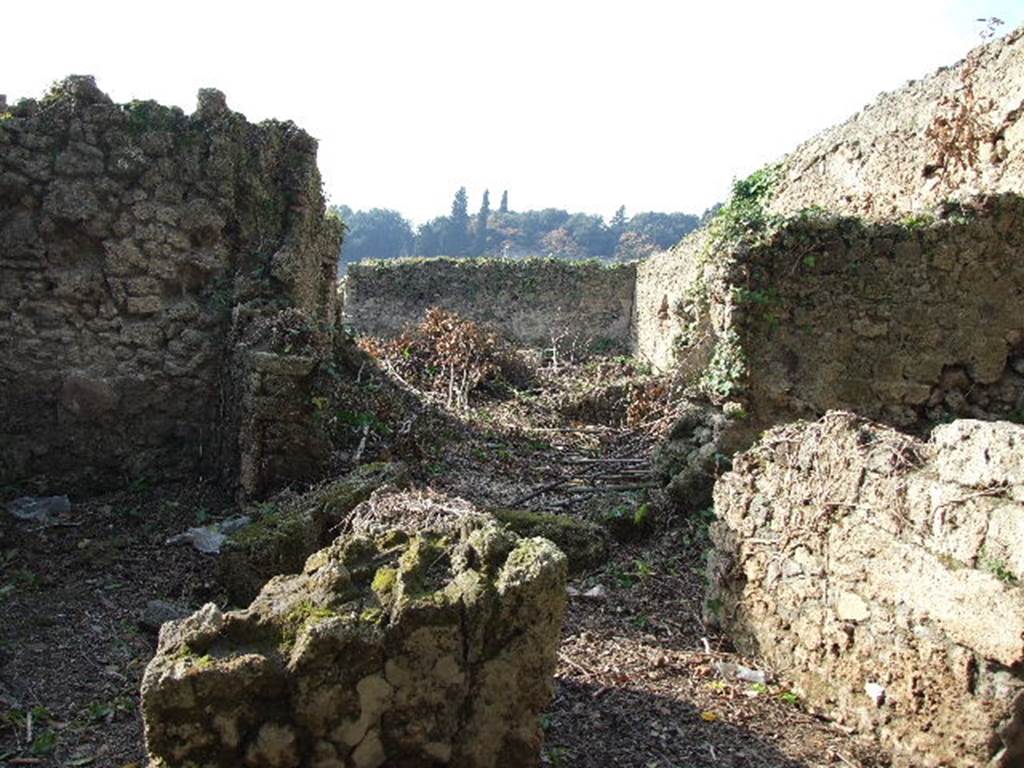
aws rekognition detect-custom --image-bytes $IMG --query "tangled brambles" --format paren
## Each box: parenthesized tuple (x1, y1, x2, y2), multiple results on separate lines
(359, 308, 530, 410)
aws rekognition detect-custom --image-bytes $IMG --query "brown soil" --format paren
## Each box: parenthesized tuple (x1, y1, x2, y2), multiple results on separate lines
(0, 356, 888, 768)
(0, 482, 234, 767)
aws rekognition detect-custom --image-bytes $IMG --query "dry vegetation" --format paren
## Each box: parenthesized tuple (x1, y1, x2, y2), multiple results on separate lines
(925, 17, 1004, 180)
(357, 307, 530, 410)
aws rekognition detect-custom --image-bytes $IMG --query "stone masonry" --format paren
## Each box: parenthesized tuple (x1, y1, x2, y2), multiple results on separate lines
(707, 413, 1024, 767)
(716, 194, 1023, 437)
(768, 26, 1024, 221)
(342, 257, 635, 354)
(634, 26, 1024, 379)
(0, 76, 342, 498)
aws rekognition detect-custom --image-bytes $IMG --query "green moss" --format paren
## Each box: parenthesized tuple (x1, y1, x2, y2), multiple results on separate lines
(340, 535, 380, 569)
(279, 600, 337, 649)
(285, 600, 336, 625)
(398, 536, 433, 575)
(220, 506, 317, 605)
(501, 537, 554, 572)
(170, 646, 216, 671)
(230, 506, 308, 547)
(220, 464, 406, 605)
(359, 606, 385, 625)
(371, 567, 397, 597)
(391, 535, 457, 604)
(491, 508, 607, 574)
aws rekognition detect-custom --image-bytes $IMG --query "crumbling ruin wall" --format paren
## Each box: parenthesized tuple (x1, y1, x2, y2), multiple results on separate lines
(707, 413, 1024, 768)
(644, 28, 1024, 512)
(0, 76, 342, 497)
(768, 26, 1024, 220)
(649, 194, 1024, 510)
(706, 194, 1024, 439)
(636, 28, 1024, 378)
(342, 258, 636, 352)
(632, 247, 701, 371)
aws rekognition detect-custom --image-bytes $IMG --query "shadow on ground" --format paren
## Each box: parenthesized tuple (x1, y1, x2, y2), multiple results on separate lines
(545, 677, 811, 767)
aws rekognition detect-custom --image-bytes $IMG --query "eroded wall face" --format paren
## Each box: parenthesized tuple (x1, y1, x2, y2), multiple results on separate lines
(637, 27, 1024, 382)
(733, 196, 1024, 435)
(632, 249, 691, 372)
(631, 228, 718, 373)
(0, 78, 340, 494)
(343, 258, 636, 352)
(709, 414, 1024, 767)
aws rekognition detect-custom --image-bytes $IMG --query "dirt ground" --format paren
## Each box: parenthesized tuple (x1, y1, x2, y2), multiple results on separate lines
(0, 357, 888, 768)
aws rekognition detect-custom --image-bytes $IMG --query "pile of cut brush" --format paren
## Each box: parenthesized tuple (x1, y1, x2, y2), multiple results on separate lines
(358, 307, 531, 409)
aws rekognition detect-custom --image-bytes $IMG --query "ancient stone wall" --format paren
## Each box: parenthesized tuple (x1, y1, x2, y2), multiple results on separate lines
(637, 27, 1024, 378)
(632, 248, 692, 371)
(342, 258, 636, 352)
(644, 194, 1024, 458)
(715, 194, 1024, 439)
(708, 413, 1024, 767)
(768, 26, 1024, 220)
(0, 76, 342, 497)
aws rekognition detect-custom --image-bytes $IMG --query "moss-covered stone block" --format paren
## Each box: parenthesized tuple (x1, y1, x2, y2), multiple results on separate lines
(219, 462, 408, 604)
(309, 462, 410, 534)
(490, 507, 608, 573)
(143, 493, 568, 768)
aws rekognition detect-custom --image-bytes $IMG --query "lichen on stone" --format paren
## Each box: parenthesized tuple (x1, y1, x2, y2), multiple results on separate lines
(218, 462, 408, 604)
(490, 507, 608, 573)
(143, 491, 568, 768)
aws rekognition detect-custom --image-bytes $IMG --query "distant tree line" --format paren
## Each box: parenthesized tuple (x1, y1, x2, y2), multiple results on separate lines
(334, 188, 705, 270)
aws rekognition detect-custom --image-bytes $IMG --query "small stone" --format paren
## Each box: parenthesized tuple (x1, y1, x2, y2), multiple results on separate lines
(835, 591, 870, 622)
(7, 495, 71, 524)
(351, 729, 385, 768)
(865, 682, 886, 706)
(139, 600, 190, 634)
(165, 525, 226, 554)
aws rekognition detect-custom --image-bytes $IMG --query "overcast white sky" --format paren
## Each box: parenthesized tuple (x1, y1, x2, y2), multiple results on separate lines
(5, 1, 1022, 223)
